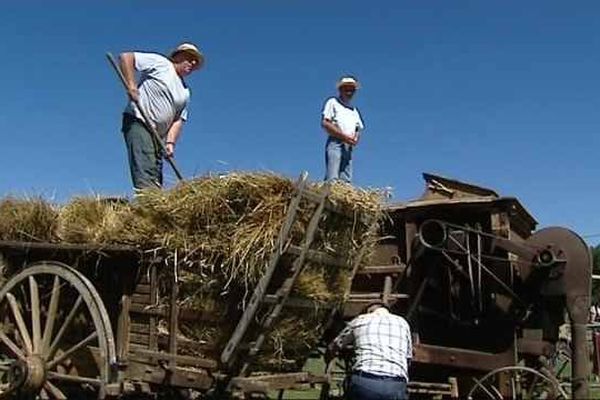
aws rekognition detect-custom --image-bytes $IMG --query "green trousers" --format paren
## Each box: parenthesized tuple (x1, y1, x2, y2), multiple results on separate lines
(122, 113, 163, 190)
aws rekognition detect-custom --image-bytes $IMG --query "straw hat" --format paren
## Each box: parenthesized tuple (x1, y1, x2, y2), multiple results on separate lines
(336, 76, 360, 90)
(170, 42, 204, 69)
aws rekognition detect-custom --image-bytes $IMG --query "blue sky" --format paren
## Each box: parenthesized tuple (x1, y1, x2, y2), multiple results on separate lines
(1, 2, 600, 242)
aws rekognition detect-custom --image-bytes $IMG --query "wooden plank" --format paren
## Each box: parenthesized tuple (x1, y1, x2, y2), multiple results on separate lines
(130, 322, 149, 334)
(356, 265, 406, 275)
(130, 333, 150, 346)
(348, 292, 409, 300)
(231, 372, 328, 392)
(129, 304, 219, 322)
(131, 332, 216, 355)
(125, 359, 213, 390)
(168, 268, 179, 375)
(161, 334, 217, 354)
(129, 348, 217, 370)
(129, 343, 148, 351)
(131, 294, 151, 305)
(0, 239, 139, 254)
(149, 264, 158, 351)
(129, 304, 166, 317)
(135, 284, 151, 294)
(116, 294, 131, 364)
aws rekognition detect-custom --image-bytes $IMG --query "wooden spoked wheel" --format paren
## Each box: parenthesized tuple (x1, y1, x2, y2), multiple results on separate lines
(0, 261, 116, 399)
(467, 365, 567, 400)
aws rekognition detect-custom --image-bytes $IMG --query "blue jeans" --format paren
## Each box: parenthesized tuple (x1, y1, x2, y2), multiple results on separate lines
(325, 136, 353, 183)
(122, 113, 163, 190)
(346, 372, 408, 400)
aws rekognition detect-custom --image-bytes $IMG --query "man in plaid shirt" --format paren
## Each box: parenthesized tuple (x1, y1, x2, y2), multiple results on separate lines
(331, 302, 412, 400)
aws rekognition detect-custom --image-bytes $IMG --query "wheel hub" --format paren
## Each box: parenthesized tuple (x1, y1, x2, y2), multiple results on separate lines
(9, 355, 46, 393)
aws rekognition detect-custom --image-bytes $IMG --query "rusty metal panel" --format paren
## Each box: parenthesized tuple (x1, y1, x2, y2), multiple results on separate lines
(412, 344, 513, 371)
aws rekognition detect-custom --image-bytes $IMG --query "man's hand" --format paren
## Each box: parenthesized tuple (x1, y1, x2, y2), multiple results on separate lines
(165, 142, 175, 158)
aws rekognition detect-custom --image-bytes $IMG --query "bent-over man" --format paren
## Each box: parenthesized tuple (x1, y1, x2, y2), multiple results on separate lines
(119, 42, 204, 191)
(330, 302, 412, 400)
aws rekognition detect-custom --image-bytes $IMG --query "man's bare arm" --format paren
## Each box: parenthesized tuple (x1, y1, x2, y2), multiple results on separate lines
(165, 119, 184, 157)
(322, 118, 354, 144)
(119, 52, 139, 102)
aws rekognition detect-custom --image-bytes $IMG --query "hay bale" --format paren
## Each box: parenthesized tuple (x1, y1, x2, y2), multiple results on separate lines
(0, 197, 58, 242)
(132, 173, 296, 284)
(57, 197, 135, 243)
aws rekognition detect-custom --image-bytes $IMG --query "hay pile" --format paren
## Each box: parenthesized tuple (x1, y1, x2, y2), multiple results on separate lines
(0, 197, 58, 242)
(0, 172, 383, 371)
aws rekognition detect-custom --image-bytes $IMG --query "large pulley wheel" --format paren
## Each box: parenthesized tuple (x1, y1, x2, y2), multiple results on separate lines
(0, 261, 116, 399)
(467, 365, 567, 399)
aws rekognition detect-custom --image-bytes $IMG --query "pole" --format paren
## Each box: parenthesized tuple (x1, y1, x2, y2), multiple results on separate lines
(106, 52, 184, 181)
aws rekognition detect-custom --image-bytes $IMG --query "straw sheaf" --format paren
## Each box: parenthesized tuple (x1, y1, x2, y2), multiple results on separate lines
(0, 197, 59, 242)
(56, 197, 136, 243)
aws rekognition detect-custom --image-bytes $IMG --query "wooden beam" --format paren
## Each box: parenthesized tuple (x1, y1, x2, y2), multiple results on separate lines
(129, 348, 217, 370)
(356, 265, 406, 275)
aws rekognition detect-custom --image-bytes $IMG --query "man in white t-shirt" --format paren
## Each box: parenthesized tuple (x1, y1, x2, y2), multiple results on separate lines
(119, 43, 204, 191)
(321, 76, 365, 183)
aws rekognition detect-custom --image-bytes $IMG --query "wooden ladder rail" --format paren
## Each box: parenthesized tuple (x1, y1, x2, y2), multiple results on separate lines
(237, 183, 331, 377)
(220, 173, 309, 367)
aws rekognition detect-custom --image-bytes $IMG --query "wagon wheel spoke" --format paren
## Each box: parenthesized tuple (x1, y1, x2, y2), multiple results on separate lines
(41, 276, 60, 354)
(47, 371, 102, 386)
(470, 377, 502, 399)
(526, 372, 540, 398)
(47, 331, 98, 370)
(29, 276, 42, 353)
(6, 292, 33, 355)
(44, 380, 67, 400)
(488, 383, 504, 400)
(0, 329, 26, 361)
(47, 295, 83, 361)
(509, 374, 517, 399)
(39, 387, 50, 399)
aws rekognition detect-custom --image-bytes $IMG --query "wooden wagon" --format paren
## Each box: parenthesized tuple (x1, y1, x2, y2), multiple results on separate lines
(0, 174, 377, 399)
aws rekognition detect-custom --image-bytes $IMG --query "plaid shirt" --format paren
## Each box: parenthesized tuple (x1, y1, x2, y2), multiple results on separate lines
(334, 308, 412, 379)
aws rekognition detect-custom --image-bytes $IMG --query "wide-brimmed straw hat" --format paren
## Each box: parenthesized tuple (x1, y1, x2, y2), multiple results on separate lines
(170, 42, 204, 69)
(336, 76, 360, 90)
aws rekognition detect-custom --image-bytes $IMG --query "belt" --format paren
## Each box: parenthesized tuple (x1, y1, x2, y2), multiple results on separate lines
(352, 370, 406, 382)
(123, 113, 147, 126)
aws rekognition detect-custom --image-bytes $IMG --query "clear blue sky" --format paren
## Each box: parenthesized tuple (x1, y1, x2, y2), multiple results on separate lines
(1, 2, 600, 242)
